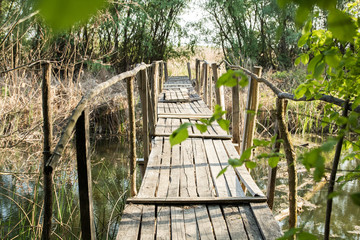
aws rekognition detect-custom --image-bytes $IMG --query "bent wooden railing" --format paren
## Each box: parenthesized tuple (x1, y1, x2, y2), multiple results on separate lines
(41, 61, 168, 239)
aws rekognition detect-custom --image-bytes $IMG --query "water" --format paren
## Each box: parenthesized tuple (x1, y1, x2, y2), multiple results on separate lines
(251, 135, 360, 239)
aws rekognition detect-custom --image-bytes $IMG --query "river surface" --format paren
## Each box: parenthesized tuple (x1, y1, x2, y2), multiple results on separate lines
(0, 135, 359, 239)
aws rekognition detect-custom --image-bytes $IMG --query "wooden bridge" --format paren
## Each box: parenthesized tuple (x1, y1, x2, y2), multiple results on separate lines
(116, 76, 282, 239)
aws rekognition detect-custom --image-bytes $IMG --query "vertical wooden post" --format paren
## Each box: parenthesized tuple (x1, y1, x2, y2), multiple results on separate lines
(164, 62, 169, 82)
(203, 62, 208, 105)
(212, 63, 225, 112)
(208, 64, 213, 110)
(232, 81, 240, 153)
(276, 98, 297, 230)
(187, 62, 192, 81)
(138, 70, 150, 169)
(151, 62, 159, 126)
(158, 62, 163, 94)
(241, 66, 262, 157)
(76, 108, 96, 239)
(127, 76, 137, 197)
(199, 62, 204, 95)
(195, 59, 200, 93)
(42, 62, 53, 240)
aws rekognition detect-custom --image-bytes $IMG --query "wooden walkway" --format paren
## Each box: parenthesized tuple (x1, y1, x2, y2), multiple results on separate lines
(116, 76, 282, 239)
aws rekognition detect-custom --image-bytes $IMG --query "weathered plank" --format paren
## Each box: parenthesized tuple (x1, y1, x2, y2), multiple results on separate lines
(116, 204, 143, 240)
(140, 205, 156, 240)
(156, 206, 171, 240)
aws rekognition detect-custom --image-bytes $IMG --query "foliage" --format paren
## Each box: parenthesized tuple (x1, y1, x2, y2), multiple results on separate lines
(204, 0, 301, 69)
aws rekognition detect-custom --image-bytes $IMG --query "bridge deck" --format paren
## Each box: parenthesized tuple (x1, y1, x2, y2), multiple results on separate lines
(116, 76, 282, 239)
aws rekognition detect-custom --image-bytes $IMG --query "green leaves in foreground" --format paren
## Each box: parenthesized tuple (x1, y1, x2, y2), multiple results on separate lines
(37, 0, 106, 31)
(216, 69, 248, 88)
(170, 105, 229, 147)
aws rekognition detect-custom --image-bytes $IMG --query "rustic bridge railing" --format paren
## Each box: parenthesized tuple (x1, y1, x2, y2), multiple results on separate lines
(40, 60, 168, 239)
(189, 58, 357, 232)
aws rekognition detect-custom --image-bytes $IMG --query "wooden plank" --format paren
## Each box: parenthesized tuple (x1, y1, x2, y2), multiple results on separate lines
(194, 205, 215, 240)
(238, 204, 263, 240)
(171, 206, 186, 239)
(140, 205, 156, 240)
(203, 139, 231, 197)
(156, 206, 171, 240)
(157, 138, 171, 197)
(192, 138, 214, 197)
(138, 137, 163, 197)
(168, 142, 181, 197)
(222, 206, 249, 239)
(183, 207, 198, 239)
(180, 139, 197, 198)
(116, 204, 143, 240)
(155, 133, 232, 140)
(250, 203, 283, 239)
(127, 197, 267, 205)
(156, 118, 166, 135)
(223, 140, 265, 197)
(208, 205, 231, 239)
(213, 140, 245, 197)
(158, 113, 213, 118)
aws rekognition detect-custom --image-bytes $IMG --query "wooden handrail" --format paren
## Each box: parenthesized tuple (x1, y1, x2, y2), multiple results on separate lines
(45, 63, 152, 170)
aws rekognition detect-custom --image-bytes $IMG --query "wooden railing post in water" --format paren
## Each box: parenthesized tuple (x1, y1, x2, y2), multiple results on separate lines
(211, 63, 225, 112)
(75, 108, 96, 239)
(232, 78, 240, 152)
(41, 62, 53, 240)
(203, 62, 208, 105)
(138, 69, 150, 169)
(187, 62, 192, 81)
(266, 101, 287, 210)
(241, 66, 262, 157)
(127, 76, 137, 196)
(276, 98, 297, 230)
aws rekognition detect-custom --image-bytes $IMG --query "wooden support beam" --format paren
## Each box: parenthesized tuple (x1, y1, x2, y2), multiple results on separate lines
(195, 59, 200, 93)
(76, 108, 96, 240)
(151, 62, 159, 125)
(164, 62, 169, 82)
(127, 196, 268, 205)
(212, 63, 225, 112)
(127, 76, 137, 196)
(41, 62, 53, 240)
(208, 64, 213, 110)
(158, 62, 163, 94)
(158, 98, 202, 103)
(158, 113, 213, 118)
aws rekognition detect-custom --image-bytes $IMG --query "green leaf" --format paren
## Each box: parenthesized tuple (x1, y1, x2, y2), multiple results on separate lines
(308, 54, 323, 73)
(217, 166, 228, 178)
(240, 147, 252, 162)
(320, 139, 337, 152)
(37, 0, 106, 31)
(217, 70, 245, 88)
(350, 192, 360, 206)
(328, 9, 357, 42)
(325, 54, 341, 68)
(294, 86, 307, 99)
(298, 32, 310, 47)
(217, 119, 230, 131)
(295, 57, 301, 66)
(297, 232, 318, 240)
(245, 161, 257, 169)
(195, 123, 208, 133)
(300, 53, 309, 65)
(228, 158, 243, 167)
(268, 157, 280, 168)
(170, 123, 192, 146)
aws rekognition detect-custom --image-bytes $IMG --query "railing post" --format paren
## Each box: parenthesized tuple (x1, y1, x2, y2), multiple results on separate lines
(75, 108, 96, 239)
(212, 63, 225, 112)
(127, 76, 137, 197)
(187, 62, 192, 81)
(232, 78, 240, 153)
(195, 59, 200, 93)
(241, 66, 262, 157)
(164, 62, 168, 82)
(158, 62, 163, 94)
(151, 62, 159, 126)
(199, 62, 204, 95)
(203, 62, 208, 105)
(138, 69, 150, 169)
(208, 64, 213, 110)
(41, 62, 53, 240)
